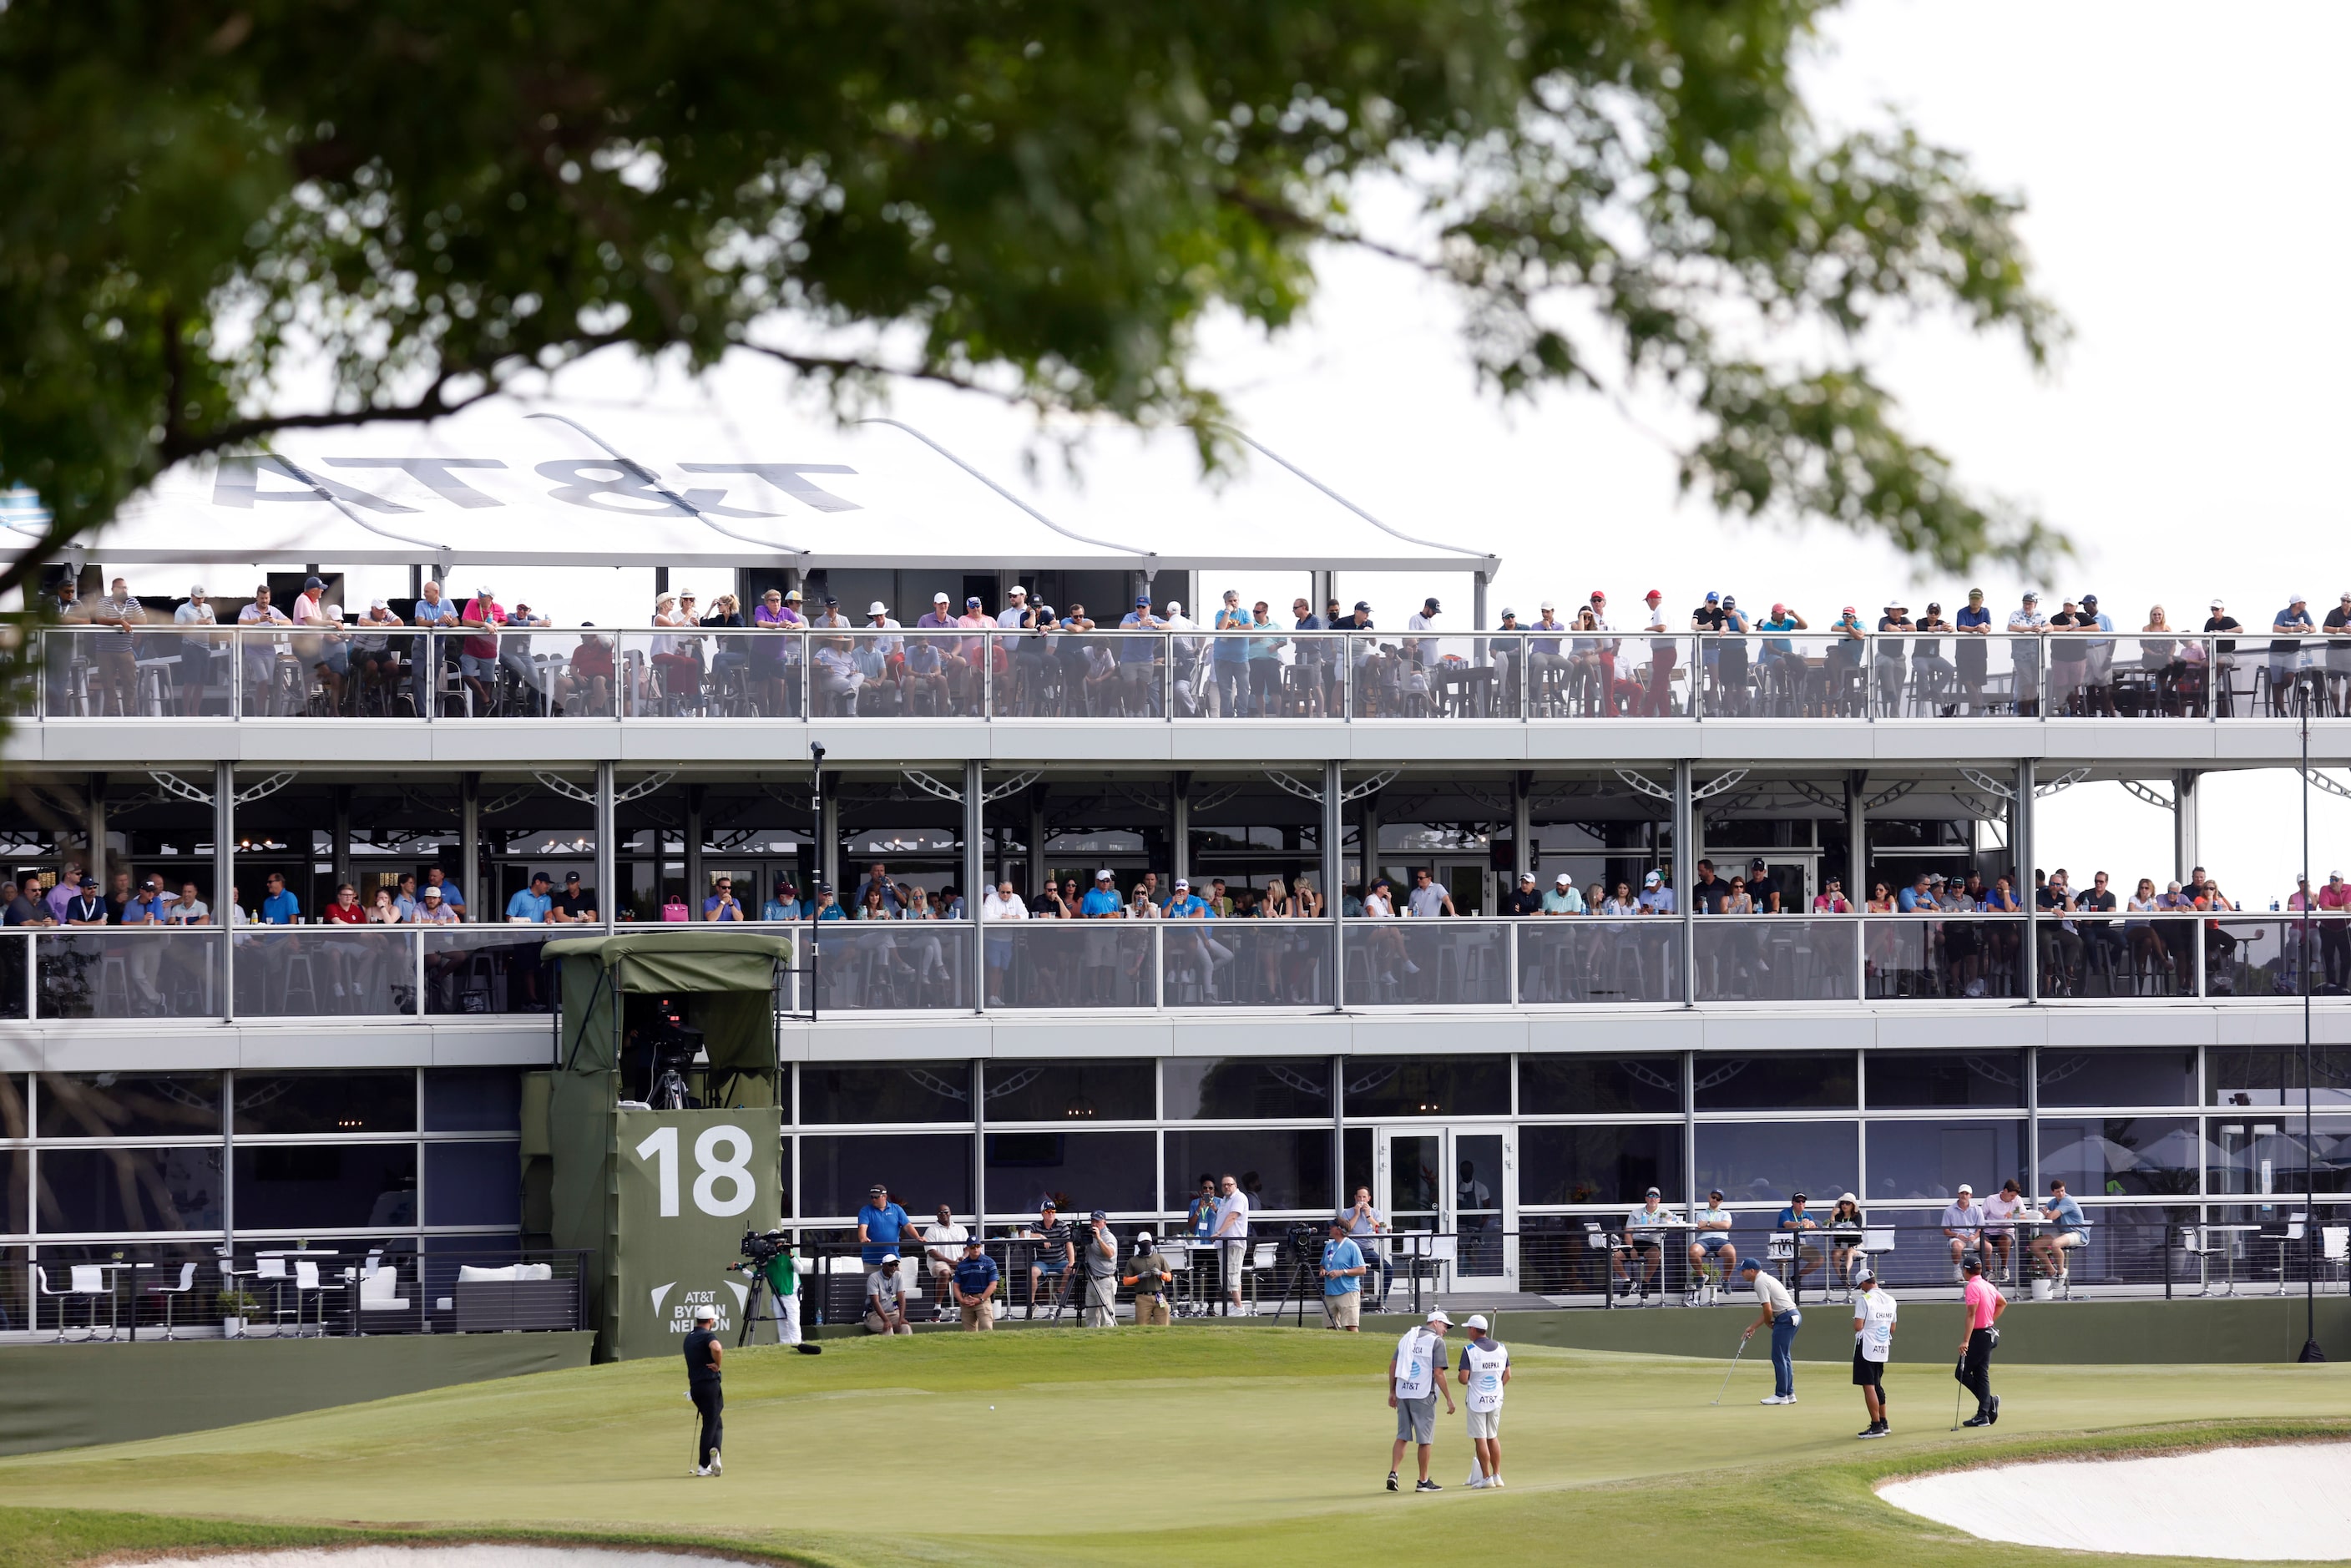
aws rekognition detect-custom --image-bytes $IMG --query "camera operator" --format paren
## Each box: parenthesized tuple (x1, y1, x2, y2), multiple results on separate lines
(684, 1302, 724, 1477)
(1320, 1216, 1368, 1333)
(1124, 1231, 1174, 1326)
(736, 1227, 802, 1346)
(951, 1235, 999, 1330)
(1082, 1209, 1121, 1328)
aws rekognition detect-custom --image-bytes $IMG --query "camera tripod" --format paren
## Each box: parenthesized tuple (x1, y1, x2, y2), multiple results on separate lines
(727, 1257, 821, 1353)
(1263, 1240, 1325, 1328)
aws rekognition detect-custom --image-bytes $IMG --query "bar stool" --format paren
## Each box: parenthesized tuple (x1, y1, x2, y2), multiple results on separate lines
(143, 1261, 200, 1339)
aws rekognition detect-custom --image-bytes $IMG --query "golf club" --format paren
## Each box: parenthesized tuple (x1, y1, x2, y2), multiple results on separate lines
(1710, 1335, 1751, 1404)
(1951, 1356, 1966, 1431)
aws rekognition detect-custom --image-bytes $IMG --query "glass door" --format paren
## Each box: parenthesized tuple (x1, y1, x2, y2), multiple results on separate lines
(1378, 1127, 1516, 1292)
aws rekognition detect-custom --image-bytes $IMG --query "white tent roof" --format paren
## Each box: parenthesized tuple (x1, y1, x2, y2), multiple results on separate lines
(36, 352, 1498, 578)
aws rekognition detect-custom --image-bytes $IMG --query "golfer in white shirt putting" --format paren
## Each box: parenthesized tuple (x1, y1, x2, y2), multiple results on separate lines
(1739, 1256, 1802, 1404)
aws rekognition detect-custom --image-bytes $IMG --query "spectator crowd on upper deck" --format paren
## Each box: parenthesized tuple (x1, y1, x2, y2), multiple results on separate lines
(31, 576, 2351, 720)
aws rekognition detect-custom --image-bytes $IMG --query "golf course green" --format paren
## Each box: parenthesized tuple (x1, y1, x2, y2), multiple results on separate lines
(0, 1325, 2343, 1568)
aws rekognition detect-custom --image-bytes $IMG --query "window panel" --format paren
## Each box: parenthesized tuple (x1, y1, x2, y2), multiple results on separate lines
(1520, 1124, 1685, 1206)
(35, 1146, 224, 1233)
(423, 1069, 523, 1132)
(1519, 1055, 1683, 1115)
(1163, 1059, 1332, 1120)
(2207, 1115, 2351, 1196)
(2207, 1048, 2351, 1108)
(799, 1133, 972, 1219)
(799, 1064, 973, 1125)
(3, 1149, 27, 1233)
(2036, 1116, 2202, 1197)
(1863, 1052, 2026, 1110)
(985, 1130, 1153, 1215)
(1693, 1054, 1856, 1110)
(2036, 1049, 2197, 1108)
(235, 1071, 417, 1135)
(983, 1062, 1154, 1123)
(233, 1143, 418, 1231)
(1692, 1121, 1859, 1204)
(1162, 1130, 1332, 1213)
(35, 1073, 222, 1139)
(424, 1141, 522, 1227)
(1343, 1057, 1509, 1120)
(1863, 1120, 2025, 1203)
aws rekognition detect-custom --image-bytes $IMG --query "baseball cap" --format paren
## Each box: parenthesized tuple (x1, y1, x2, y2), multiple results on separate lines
(1540, 600, 1555, 611)
(370, 597, 387, 610)
(2293, 591, 2309, 604)
(1709, 1189, 1725, 1201)
(1165, 600, 1183, 614)
(1590, 589, 1606, 600)
(1008, 584, 1027, 596)
(933, 591, 950, 603)
(1090, 1208, 1107, 1222)
(965, 596, 982, 607)
(1173, 878, 1189, 889)
(1770, 602, 1785, 615)
(1095, 868, 1114, 882)
(1135, 1230, 1153, 1244)
(1645, 1186, 1661, 1198)
(1791, 1191, 1808, 1202)
(78, 876, 96, 889)
(1645, 588, 1661, 600)
(1851, 1267, 1874, 1287)
(694, 1303, 716, 1321)
(475, 586, 493, 599)
(964, 1233, 984, 1247)
(189, 584, 207, 596)
(1738, 1257, 1762, 1274)
(786, 589, 803, 601)
(1962, 1257, 1982, 1274)
(879, 1251, 899, 1264)
(1518, 871, 1535, 883)
(1327, 1215, 1349, 1229)
(302, 574, 324, 589)
(1841, 604, 1856, 616)
(1499, 607, 1515, 620)
(1464, 1313, 1489, 1332)
(564, 871, 581, 883)
(530, 870, 550, 885)
(422, 886, 442, 898)
(1423, 596, 1441, 610)
(1425, 1308, 1452, 1325)
(1643, 869, 1662, 886)
(1039, 1201, 1057, 1212)
(1555, 872, 1571, 885)
(2211, 597, 2225, 609)
(869, 1184, 887, 1196)
(1135, 593, 1150, 604)
(1705, 590, 1719, 603)
(1957, 1182, 1974, 1194)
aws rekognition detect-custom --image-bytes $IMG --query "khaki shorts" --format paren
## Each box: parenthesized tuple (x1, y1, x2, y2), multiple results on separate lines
(960, 1300, 994, 1331)
(1466, 1407, 1501, 1439)
(1323, 1291, 1361, 1329)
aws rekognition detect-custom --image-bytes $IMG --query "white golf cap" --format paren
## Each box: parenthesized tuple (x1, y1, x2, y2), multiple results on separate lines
(189, 584, 207, 596)
(370, 598, 387, 609)
(1426, 1308, 1452, 1325)
(933, 591, 950, 602)
(1555, 872, 1571, 885)
(879, 1251, 899, 1263)
(1173, 878, 1190, 888)
(1008, 584, 1027, 595)
(868, 600, 888, 615)
(1644, 869, 1663, 885)
(1165, 599, 1182, 614)
(694, 1303, 716, 1321)
(1956, 1182, 1973, 1194)
(1135, 1230, 1153, 1243)
(1095, 867, 1115, 881)
(1463, 1313, 1489, 1332)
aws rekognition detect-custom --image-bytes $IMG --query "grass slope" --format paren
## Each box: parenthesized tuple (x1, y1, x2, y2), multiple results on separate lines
(3, 1326, 2346, 1568)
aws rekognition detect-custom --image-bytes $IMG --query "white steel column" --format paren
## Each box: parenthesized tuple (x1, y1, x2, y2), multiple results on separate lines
(595, 761, 617, 930)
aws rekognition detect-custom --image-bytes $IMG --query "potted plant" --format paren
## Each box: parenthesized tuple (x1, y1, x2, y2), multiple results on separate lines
(216, 1288, 261, 1337)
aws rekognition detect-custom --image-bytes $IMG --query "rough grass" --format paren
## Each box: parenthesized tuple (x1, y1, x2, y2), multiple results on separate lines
(3, 1325, 2346, 1568)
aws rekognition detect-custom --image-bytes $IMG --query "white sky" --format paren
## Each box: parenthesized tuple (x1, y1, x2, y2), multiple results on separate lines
(90, 0, 2351, 901)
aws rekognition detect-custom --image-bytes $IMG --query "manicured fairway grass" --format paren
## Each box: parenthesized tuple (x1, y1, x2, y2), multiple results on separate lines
(2, 1325, 2345, 1568)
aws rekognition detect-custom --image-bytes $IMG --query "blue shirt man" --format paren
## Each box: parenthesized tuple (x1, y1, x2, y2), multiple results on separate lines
(1117, 599, 1161, 663)
(259, 878, 301, 924)
(857, 1187, 911, 1267)
(1163, 882, 1213, 918)
(951, 1242, 999, 1309)
(506, 873, 553, 923)
(2042, 1186, 2086, 1232)
(1322, 1229, 1367, 1296)
(1079, 873, 1125, 917)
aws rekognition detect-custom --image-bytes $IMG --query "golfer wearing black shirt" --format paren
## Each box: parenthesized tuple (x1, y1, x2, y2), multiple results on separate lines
(684, 1302, 724, 1477)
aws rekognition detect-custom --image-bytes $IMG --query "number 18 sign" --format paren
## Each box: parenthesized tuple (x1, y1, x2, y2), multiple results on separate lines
(612, 1105, 783, 1360)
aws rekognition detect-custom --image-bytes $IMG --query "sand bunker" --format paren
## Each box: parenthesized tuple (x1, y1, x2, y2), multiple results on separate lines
(1879, 1442, 2351, 1560)
(139, 1550, 764, 1568)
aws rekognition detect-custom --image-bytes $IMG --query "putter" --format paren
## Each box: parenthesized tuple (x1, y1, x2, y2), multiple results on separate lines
(1710, 1335, 1751, 1404)
(1951, 1355, 1966, 1430)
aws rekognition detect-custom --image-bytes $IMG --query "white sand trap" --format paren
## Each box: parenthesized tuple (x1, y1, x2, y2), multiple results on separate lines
(1880, 1442, 2351, 1560)
(137, 1550, 765, 1568)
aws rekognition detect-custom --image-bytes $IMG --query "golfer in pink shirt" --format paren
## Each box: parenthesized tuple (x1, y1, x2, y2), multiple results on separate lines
(1956, 1257, 2008, 1426)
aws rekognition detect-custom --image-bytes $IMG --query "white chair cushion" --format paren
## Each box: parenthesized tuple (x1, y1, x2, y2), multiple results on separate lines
(456, 1262, 554, 1282)
(69, 1265, 106, 1293)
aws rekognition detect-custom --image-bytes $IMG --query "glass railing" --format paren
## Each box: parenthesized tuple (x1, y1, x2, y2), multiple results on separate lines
(6, 914, 2348, 1019)
(27, 625, 2351, 722)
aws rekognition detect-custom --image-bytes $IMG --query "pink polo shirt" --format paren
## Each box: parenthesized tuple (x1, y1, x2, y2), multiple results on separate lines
(1963, 1273, 2000, 1330)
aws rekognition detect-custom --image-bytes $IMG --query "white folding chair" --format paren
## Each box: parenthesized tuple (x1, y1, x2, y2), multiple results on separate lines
(292, 1258, 346, 1335)
(142, 1262, 199, 1340)
(35, 1264, 114, 1342)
